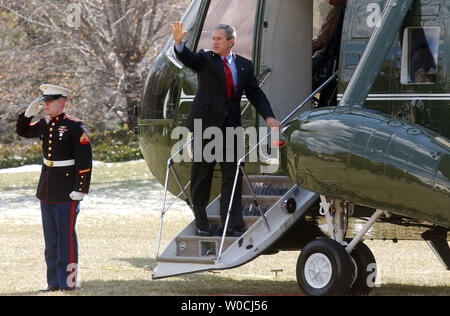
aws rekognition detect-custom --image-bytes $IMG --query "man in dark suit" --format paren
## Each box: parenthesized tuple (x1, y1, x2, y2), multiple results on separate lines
(170, 22, 281, 237)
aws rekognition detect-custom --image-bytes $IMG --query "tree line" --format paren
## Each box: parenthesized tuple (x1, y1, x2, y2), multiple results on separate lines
(0, 0, 331, 145)
(0, 0, 189, 143)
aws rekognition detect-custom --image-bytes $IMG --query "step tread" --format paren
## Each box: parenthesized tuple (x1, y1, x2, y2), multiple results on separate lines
(208, 215, 261, 220)
(176, 235, 238, 242)
(247, 175, 292, 182)
(242, 195, 283, 201)
(157, 255, 216, 264)
(242, 176, 294, 196)
(205, 215, 261, 227)
(241, 195, 283, 198)
(162, 178, 294, 263)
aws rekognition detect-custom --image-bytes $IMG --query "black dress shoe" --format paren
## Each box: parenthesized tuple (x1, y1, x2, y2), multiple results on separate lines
(39, 286, 59, 293)
(217, 227, 232, 237)
(217, 227, 247, 237)
(196, 228, 212, 236)
(230, 226, 247, 237)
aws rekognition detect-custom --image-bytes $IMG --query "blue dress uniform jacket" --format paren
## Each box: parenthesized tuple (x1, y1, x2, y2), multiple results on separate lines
(16, 112, 92, 203)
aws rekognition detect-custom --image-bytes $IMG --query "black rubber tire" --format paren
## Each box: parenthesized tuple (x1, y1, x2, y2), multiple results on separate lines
(296, 238, 353, 296)
(347, 241, 377, 296)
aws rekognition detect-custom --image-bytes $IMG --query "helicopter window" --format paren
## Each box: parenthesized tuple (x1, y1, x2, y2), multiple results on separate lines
(196, 0, 259, 60)
(401, 27, 440, 85)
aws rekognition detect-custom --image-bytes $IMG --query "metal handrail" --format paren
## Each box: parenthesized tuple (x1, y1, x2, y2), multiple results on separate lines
(216, 72, 338, 262)
(155, 68, 273, 258)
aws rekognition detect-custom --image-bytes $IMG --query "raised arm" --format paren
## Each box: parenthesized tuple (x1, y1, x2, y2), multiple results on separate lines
(170, 21, 187, 46)
(16, 98, 44, 138)
(169, 21, 204, 72)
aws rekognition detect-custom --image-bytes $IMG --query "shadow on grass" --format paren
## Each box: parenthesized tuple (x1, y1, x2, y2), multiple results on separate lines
(110, 258, 301, 295)
(4, 257, 449, 296)
(7, 279, 449, 296)
(82, 257, 450, 296)
(84, 257, 450, 296)
(114, 257, 157, 270)
(371, 284, 450, 296)
(81, 275, 302, 296)
(4, 276, 449, 296)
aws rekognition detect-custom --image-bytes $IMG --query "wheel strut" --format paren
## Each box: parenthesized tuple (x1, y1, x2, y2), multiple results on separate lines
(345, 210, 384, 254)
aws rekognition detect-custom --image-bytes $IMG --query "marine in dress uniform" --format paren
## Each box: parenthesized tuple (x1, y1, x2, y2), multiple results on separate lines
(16, 84, 92, 292)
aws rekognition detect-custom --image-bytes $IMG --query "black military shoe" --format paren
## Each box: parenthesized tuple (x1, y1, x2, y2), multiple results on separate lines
(196, 228, 212, 237)
(39, 286, 59, 293)
(217, 227, 246, 237)
(230, 226, 247, 237)
(217, 227, 233, 237)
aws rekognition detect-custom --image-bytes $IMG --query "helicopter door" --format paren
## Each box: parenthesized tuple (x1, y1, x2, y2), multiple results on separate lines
(196, 0, 260, 129)
(258, 0, 313, 124)
(196, 0, 259, 61)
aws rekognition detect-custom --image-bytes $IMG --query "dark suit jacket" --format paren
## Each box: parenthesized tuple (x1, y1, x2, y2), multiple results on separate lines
(175, 46, 275, 132)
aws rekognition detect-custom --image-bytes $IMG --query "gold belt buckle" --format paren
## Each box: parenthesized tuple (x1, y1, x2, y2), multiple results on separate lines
(47, 160, 54, 167)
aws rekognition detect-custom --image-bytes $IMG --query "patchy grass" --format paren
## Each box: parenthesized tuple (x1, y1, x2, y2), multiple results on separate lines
(0, 161, 449, 296)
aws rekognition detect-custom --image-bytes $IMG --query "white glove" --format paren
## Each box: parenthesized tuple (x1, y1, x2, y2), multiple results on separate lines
(70, 191, 85, 201)
(25, 98, 43, 118)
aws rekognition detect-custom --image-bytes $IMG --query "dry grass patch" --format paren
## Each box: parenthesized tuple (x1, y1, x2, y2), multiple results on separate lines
(1, 161, 448, 296)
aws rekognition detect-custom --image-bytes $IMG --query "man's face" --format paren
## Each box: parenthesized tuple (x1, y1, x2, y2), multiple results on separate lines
(212, 29, 234, 57)
(44, 98, 65, 118)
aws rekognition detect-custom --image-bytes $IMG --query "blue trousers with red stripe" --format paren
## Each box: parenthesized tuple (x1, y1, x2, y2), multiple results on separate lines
(40, 201, 79, 290)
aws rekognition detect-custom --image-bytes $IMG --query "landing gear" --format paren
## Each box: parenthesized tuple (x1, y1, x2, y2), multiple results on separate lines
(296, 197, 382, 296)
(296, 238, 353, 296)
(347, 241, 377, 296)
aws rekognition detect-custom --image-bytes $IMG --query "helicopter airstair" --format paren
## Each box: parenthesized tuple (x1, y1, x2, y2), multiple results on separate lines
(153, 175, 318, 279)
(152, 74, 337, 279)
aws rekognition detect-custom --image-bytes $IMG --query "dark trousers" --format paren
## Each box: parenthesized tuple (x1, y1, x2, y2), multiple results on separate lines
(190, 121, 245, 231)
(40, 201, 79, 290)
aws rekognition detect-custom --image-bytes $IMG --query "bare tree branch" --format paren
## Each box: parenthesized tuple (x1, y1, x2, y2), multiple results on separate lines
(0, 0, 189, 134)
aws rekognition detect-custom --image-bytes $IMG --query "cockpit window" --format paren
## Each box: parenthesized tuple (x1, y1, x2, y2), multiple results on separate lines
(196, 0, 258, 60)
(401, 27, 440, 84)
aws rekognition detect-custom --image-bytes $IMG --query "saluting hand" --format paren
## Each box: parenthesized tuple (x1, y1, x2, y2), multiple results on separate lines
(170, 21, 187, 45)
(25, 97, 43, 118)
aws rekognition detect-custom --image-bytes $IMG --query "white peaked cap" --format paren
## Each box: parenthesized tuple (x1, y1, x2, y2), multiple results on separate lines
(39, 84, 73, 98)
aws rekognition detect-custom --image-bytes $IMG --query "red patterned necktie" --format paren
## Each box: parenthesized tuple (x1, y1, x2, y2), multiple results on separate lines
(223, 57, 234, 98)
